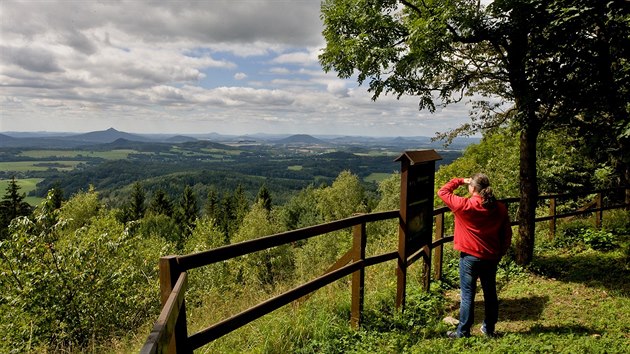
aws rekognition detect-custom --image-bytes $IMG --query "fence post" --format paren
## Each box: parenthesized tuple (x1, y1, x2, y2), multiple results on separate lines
(595, 192, 603, 229)
(432, 212, 445, 281)
(351, 222, 367, 328)
(422, 245, 431, 291)
(159, 255, 190, 354)
(549, 197, 556, 240)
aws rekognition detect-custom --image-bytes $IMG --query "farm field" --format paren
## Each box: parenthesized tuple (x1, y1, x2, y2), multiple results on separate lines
(0, 178, 44, 206)
(0, 161, 83, 172)
(17, 149, 139, 160)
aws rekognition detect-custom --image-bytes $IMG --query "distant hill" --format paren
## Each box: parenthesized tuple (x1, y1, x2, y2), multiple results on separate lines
(274, 134, 330, 145)
(69, 128, 151, 143)
(88, 138, 171, 152)
(180, 140, 234, 150)
(165, 135, 198, 143)
(0, 133, 16, 142)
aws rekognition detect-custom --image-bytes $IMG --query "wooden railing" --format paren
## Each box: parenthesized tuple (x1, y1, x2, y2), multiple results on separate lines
(141, 187, 628, 353)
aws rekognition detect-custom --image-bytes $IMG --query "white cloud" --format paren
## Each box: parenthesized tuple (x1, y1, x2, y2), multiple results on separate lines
(0, 0, 473, 137)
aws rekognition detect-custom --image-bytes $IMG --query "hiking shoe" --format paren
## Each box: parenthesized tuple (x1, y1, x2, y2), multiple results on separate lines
(446, 330, 459, 339)
(480, 325, 497, 338)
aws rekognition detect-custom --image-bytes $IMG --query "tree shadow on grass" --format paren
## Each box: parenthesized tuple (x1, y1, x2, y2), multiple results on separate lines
(530, 251, 629, 296)
(498, 295, 549, 322)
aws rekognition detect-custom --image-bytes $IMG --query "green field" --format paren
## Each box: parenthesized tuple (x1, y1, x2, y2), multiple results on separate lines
(18, 149, 138, 160)
(0, 178, 44, 206)
(288, 165, 303, 171)
(0, 161, 83, 172)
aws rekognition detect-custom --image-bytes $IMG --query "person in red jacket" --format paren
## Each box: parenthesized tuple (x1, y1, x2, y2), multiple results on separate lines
(438, 173, 512, 338)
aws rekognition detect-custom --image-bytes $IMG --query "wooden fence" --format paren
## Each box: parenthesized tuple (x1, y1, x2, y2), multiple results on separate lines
(141, 187, 628, 353)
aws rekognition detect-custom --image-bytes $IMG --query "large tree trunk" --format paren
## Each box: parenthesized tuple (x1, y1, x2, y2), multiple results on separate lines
(515, 122, 540, 266)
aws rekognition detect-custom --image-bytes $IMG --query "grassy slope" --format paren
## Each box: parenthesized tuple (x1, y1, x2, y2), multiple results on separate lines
(413, 248, 630, 354)
(106, 211, 629, 354)
(119, 248, 628, 354)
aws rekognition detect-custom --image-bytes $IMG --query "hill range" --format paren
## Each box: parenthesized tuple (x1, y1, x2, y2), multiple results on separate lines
(0, 128, 478, 150)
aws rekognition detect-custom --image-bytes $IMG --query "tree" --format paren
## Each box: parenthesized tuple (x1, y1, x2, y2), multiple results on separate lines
(232, 184, 250, 226)
(147, 189, 173, 217)
(177, 185, 199, 240)
(316, 170, 367, 222)
(319, 0, 629, 265)
(544, 1, 630, 203)
(203, 187, 219, 220)
(0, 189, 170, 350)
(255, 184, 273, 212)
(0, 177, 33, 237)
(129, 182, 146, 220)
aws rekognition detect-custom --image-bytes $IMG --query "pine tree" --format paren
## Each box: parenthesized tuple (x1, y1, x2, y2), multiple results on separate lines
(178, 185, 198, 237)
(147, 189, 173, 217)
(1, 177, 33, 238)
(129, 182, 146, 220)
(255, 184, 272, 212)
(203, 188, 219, 220)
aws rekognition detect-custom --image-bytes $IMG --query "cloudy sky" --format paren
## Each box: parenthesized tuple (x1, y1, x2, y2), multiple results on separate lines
(0, 0, 472, 137)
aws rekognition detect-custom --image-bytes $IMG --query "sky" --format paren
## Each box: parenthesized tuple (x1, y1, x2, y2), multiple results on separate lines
(0, 0, 474, 137)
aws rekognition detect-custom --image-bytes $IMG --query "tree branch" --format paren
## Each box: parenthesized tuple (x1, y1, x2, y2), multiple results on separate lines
(400, 0, 422, 16)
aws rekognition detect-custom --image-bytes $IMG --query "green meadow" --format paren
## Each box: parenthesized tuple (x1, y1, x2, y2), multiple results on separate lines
(0, 161, 82, 172)
(18, 149, 138, 160)
(0, 178, 44, 206)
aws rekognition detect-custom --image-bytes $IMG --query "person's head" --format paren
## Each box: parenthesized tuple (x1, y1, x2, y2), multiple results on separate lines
(468, 173, 496, 208)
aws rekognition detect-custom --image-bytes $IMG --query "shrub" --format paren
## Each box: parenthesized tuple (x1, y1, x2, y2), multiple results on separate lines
(554, 219, 595, 249)
(0, 191, 170, 351)
(581, 228, 617, 251)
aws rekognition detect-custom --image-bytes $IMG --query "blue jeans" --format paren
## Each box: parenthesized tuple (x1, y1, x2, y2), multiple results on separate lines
(456, 253, 499, 337)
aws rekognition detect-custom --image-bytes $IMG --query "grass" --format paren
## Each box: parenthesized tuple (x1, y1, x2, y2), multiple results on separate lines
(124, 248, 628, 353)
(0, 160, 82, 172)
(17, 149, 138, 160)
(100, 212, 630, 353)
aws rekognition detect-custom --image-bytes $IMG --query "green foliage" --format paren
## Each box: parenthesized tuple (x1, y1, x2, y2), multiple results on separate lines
(58, 185, 100, 230)
(147, 189, 173, 217)
(581, 228, 617, 251)
(553, 215, 626, 252)
(136, 213, 181, 244)
(0, 191, 171, 351)
(316, 170, 368, 222)
(0, 176, 33, 239)
(435, 129, 519, 200)
(232, 201, 294, 291)
(176, 185, 199, 241)
(121, 181, 146, 222)
(279, 185, 322, 231)
(181, 217, 231, 300)
(368, 173, 401, 244)
(255, 184, 272, 212)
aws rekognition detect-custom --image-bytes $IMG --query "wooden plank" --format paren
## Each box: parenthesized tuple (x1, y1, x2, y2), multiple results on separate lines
(432, 213, 445, 281)
(187, 251, 399, 350)
(140, 272, 187, 354)
(177, 210, 399, 271)
(351, 222, 366, 328)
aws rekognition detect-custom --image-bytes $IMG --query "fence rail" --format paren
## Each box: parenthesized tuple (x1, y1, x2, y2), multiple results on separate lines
(141, 187, 628, 353)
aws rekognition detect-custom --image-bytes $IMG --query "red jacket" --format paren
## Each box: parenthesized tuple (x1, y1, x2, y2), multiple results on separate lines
(437, 178, 512, 260)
